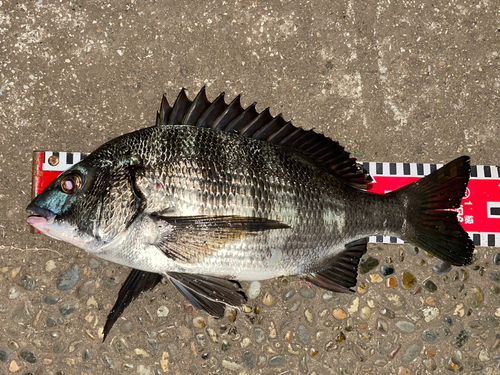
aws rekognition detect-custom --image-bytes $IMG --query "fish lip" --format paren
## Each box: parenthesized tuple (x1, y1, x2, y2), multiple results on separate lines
(26, 205, 56, 226)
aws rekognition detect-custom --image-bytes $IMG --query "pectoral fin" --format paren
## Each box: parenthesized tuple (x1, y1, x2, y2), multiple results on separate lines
(167, 272, 247, 318)
(303, 238, 368, 293)
(152, 214, 289, 263)
(103, 269, 162, 341)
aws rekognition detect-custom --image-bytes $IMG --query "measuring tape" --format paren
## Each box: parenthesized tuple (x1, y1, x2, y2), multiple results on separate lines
(31, 151, 500, 247)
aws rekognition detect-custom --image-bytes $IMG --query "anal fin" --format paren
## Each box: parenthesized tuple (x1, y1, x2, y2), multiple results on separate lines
(303, 238, 368, 293)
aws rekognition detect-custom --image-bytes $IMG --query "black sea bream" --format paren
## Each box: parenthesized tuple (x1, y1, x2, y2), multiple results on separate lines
(27, 88, 474, 339)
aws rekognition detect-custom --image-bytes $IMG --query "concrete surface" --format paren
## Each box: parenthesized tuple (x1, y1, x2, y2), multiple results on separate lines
(0, 0, 499, 374)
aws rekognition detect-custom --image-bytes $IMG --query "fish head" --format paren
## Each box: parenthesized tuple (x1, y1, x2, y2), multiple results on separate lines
(27, 151, 143, 252)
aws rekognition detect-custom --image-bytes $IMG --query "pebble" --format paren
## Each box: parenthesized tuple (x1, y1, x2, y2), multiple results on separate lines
(19, 275, 36, 291)
(8, 288, 19, 300)
(402, 342, 423, 363)
(332, 308, 347, 320)
(479, 349, 490, 362)
(254, 327, 265, 343)
(423, 279, 437, 292)
(370, 274, 384, 283)
(282, 288, 296, 301)
(298, 324, 308, 344)
(360, 307, 371, 321)
(325, 341, 337, 352)
(201, 352, 210, 360)
(221, 340, 230, 351)
(59, 301, 79, 319)
(196, 334, 206, 347)
(421, 329, 439, 342)
(56, 264, 79, 291)
(45, 260, 57, 272)
(268, 355, 285, 367)
(89, 258, 100, 269)
(193, 316, 206, 329)
(101, 356, 114, 370)
(206, 328, 218, 342)
(376, 318, 388, 333)
(396, 321, 415, 334)
(433, 261, 452, 274)
(44, 296, 60, 305)
(19, 350, 36, 364)
(242, 351, 256, 368)
(423, 358, 437, 371)
(348, 297, 359, 313)
(222, 360, 242, 371)
(157, 306, 169, 317)
(402, 272, 416, 289)
(423, 307, 440, 322)
(147, 339, 158, 351)
(299, 286, 316, 299)
(380, 265, 395, 276)
(288, 300, 301, 312)
(248, 281, 261, 299)
(0, 350, 8, 362)
(262, 292, 274, 306)
(426, 296, 437, 306)
(335, 331, 346, 343)
(135, 348, 149, 358)
(467, 287, 484, 307)
(240, 337, 251, 348)
(447, 357, 463, 372)
(226, 308, 237, 323)
(494, 253, 500, 265)
(8, 360, 20, 372)
(386, 277, 397, 288)
(322, 293, 338, 303)
(359, 256, 379, 274)
(380, 308, 395, 319)
(451, 329, 469, 348)
(304, 309, 313, 324)
(444, 316, 453, 326)
(7, 341, 18, 351)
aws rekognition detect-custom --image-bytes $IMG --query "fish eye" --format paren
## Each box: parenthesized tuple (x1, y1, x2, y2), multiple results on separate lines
(61, 173, 83, 194)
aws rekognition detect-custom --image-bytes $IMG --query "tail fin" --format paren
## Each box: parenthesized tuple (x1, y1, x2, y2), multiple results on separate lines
(390, 156, 474, 266)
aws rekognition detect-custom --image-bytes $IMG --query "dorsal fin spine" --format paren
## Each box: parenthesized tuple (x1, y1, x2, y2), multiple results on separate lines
(212, 95, 244, 130)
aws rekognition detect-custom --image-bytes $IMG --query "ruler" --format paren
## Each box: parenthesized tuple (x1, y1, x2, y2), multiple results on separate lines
(31, 151, 500, 247)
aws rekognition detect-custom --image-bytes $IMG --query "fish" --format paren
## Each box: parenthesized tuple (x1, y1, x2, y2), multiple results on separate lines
(26, 87, 474, 340)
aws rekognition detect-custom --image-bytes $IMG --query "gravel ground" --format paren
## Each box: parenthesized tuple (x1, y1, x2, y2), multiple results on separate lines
(1, 0, 499, 374)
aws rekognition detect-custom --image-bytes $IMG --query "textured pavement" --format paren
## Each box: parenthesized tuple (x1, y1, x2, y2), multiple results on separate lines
(1, 1, 499, 374)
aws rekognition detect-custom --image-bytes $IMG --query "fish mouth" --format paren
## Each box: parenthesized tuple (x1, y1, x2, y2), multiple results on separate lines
(26, 205, 56, 226)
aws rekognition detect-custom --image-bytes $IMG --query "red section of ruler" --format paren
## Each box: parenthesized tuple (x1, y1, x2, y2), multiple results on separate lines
(38, 171, 61, 193)
(367, 177, 500, 233)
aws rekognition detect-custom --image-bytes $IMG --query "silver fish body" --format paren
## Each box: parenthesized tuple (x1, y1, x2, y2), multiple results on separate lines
(84, 124, 398, 280)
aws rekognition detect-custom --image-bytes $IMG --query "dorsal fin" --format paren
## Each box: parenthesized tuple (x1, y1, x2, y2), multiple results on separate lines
(156, 87, 372, 188)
